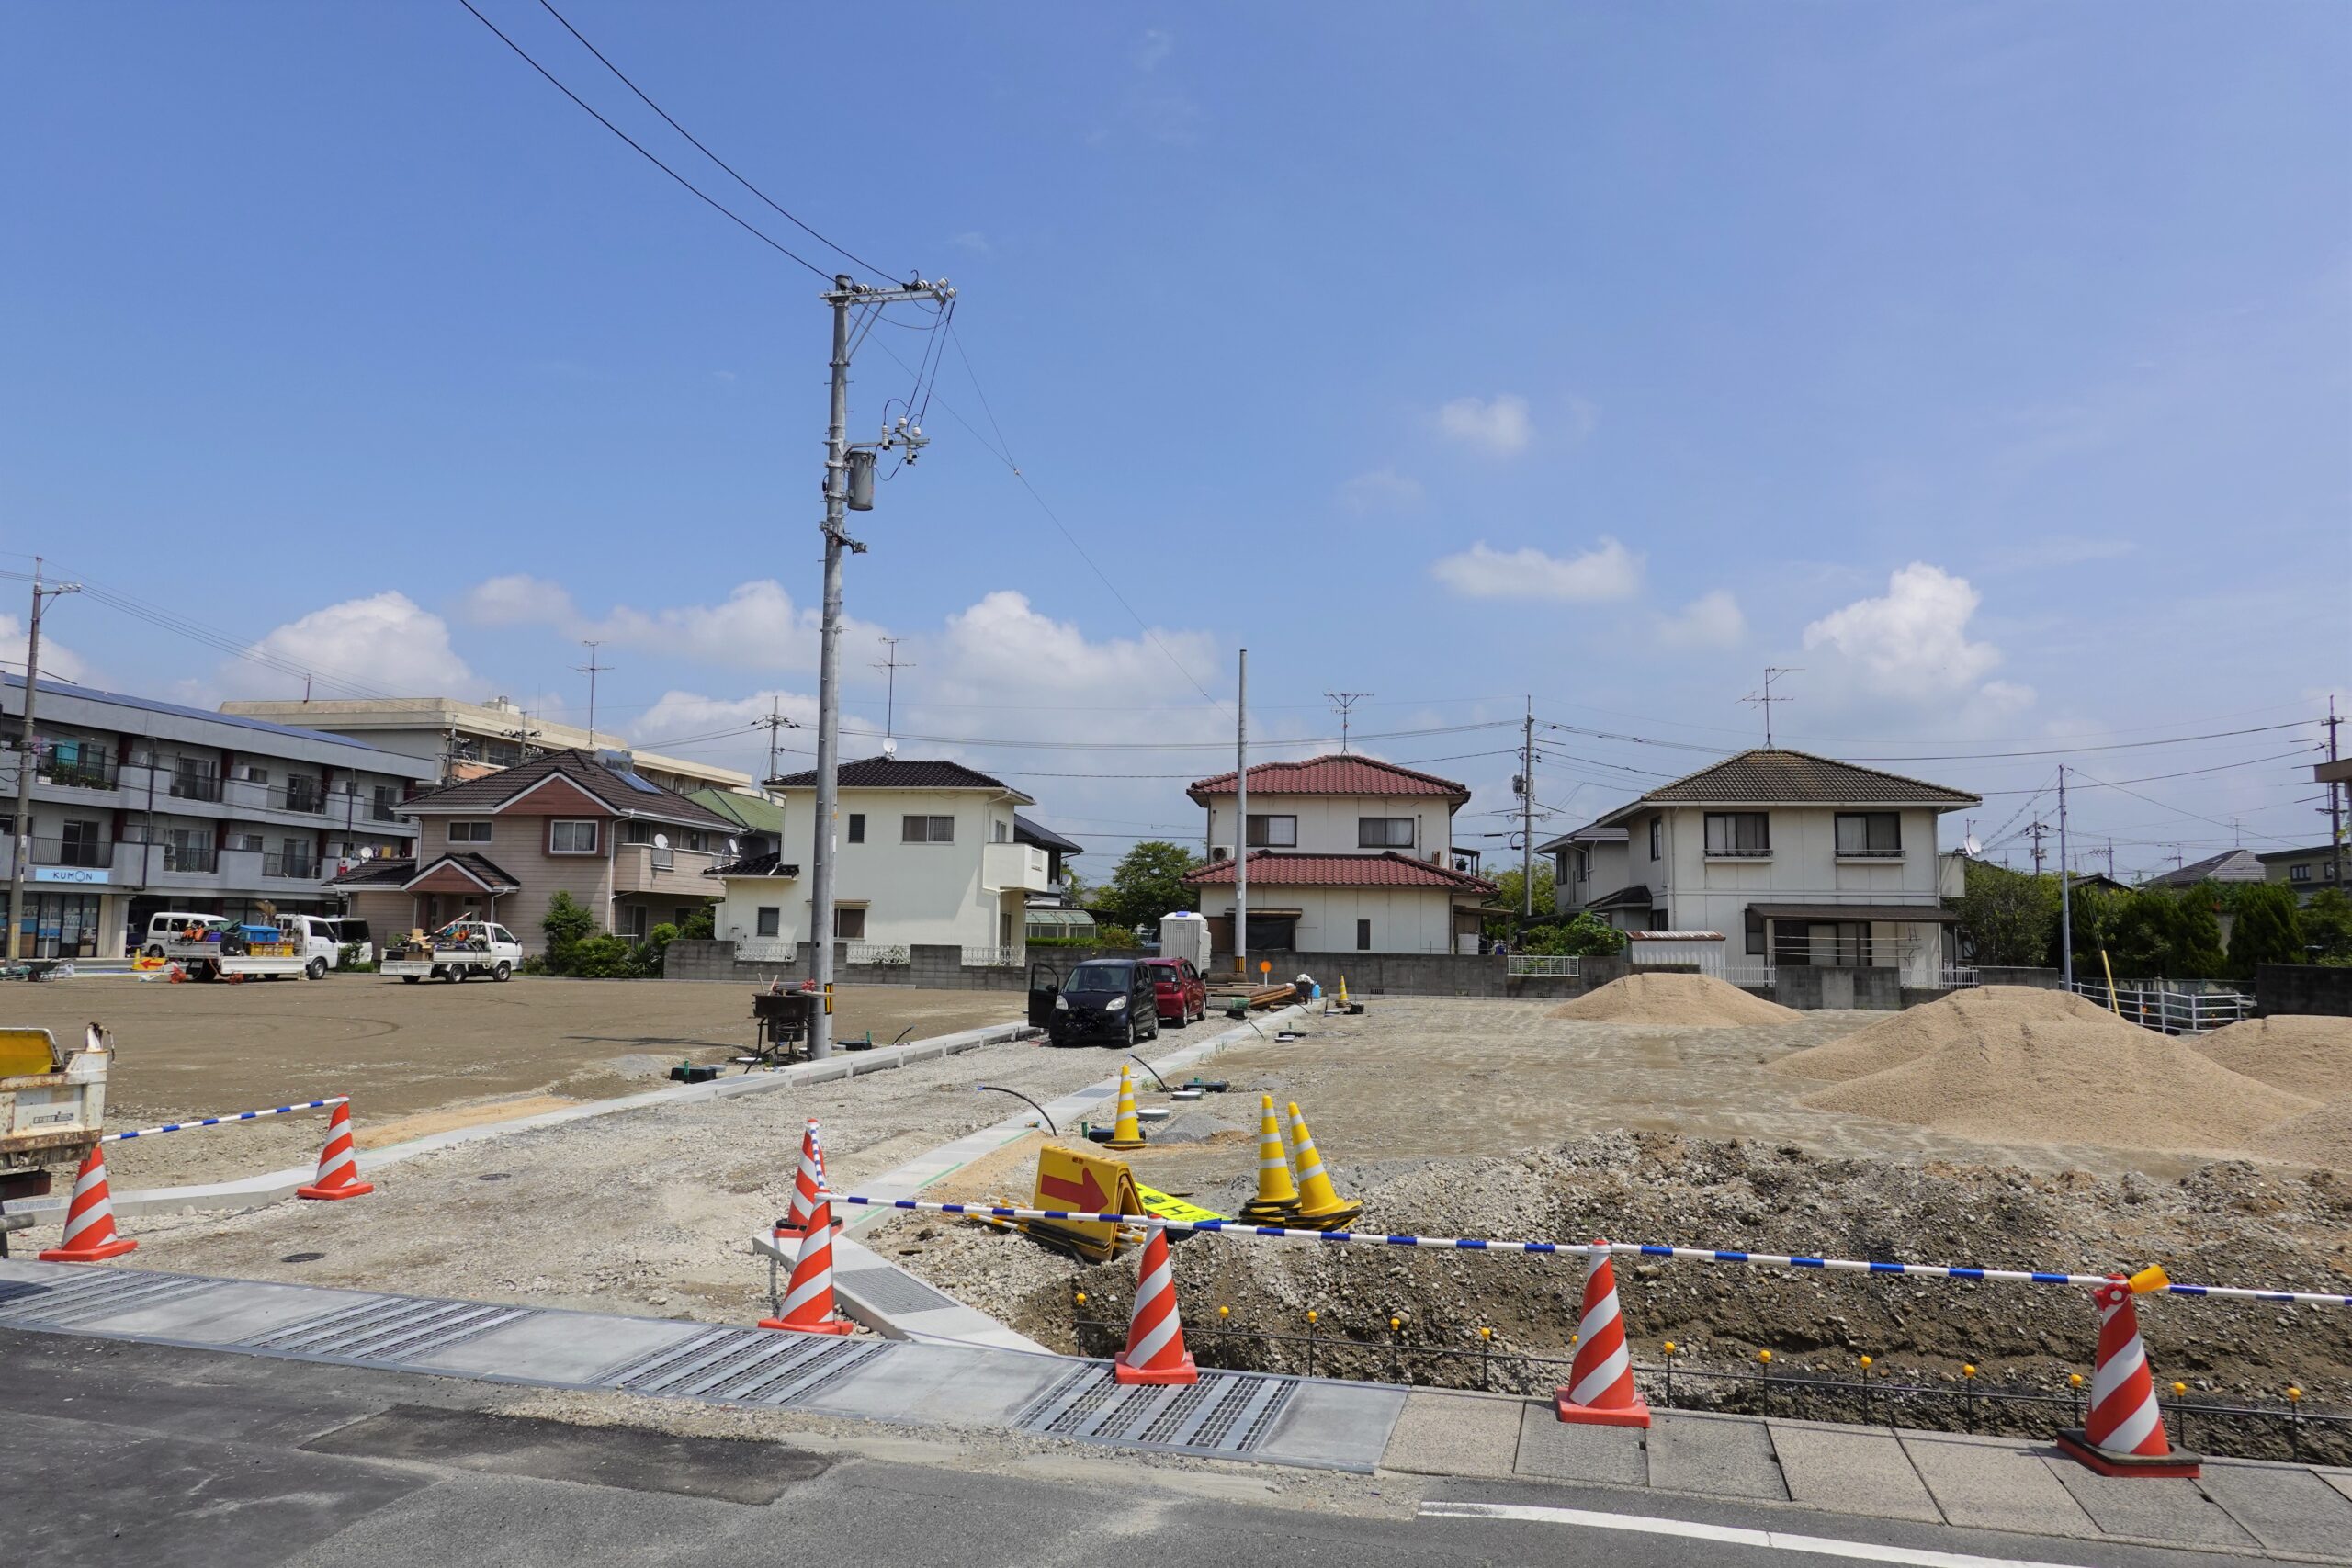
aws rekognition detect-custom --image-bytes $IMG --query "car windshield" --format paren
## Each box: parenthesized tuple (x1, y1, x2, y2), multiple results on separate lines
(1066, 963, 1133, 994)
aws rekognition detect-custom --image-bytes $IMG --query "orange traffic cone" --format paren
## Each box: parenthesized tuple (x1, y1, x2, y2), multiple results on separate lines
(1113, 1226, 1197, 1385)
(760, 1198, 856, 1335)
(2056, 1269, 2199, 1478)
(775, 1119, 841, 1245)
(1555, 1243, 1650, 1427)
(40, 1145, 138, 1263)
(296, 1102, 375, 1201)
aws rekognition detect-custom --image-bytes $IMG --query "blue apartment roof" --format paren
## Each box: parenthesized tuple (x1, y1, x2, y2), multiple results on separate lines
(4, 673, 426, 766)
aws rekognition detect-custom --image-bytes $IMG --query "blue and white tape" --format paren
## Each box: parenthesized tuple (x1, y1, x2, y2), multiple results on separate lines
(104, 1097, 347, 1142)
(816, 1190, 2352, 1309)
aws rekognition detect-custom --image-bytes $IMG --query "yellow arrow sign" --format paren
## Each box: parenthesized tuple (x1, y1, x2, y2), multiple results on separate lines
(1028, 1145, 1143, 1261)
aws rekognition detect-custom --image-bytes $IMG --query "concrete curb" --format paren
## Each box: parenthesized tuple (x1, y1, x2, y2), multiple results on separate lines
(17, 1019, 1036, 1222)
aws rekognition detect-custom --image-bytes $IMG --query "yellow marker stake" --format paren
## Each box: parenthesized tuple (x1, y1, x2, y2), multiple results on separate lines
(1758, 1349, 1772, 1365)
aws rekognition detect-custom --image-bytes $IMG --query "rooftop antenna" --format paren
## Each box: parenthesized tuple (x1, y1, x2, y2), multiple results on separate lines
(872, 637, 915, 740)
(1325, 691, 1373, 753)
(1738, 667, 1800, 749)
(573, 640, 612, 747)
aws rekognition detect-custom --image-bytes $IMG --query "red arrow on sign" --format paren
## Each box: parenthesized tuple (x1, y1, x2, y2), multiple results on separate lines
(1039, 1163, 1111, 1211)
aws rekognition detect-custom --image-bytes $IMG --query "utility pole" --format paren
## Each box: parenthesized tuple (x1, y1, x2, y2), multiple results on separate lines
(1518, 696, 1535, 920)
(2328, 697, 2345, 895)
(2057, 766, 2073, 992)
(1234, 649, 1249, 980)
(755, 697, 797, 796)
(2028, 818, 2048, 876)
(1325, 691, 1371, 754)
(1739, 667, 1801, 749)
(6, 558, 83, 962)
(806, 271, 951, 1062)
(574, 640, 611, 748)
(872, 637, 915, 741)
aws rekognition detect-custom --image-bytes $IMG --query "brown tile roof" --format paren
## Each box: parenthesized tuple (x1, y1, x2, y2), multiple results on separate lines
(1596, 749, 1978, 823)
(329, 852, 523, 893)
(1186, 754, 1471, 806)
(397, 749, 741, 830)
(1183, 850, 1497, 893)
(403, 852, 522, 894)
(766, 755, 1031, 799)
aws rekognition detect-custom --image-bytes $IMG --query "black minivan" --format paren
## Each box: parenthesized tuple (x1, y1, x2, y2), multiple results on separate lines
(1044, 958, 1162, 1048)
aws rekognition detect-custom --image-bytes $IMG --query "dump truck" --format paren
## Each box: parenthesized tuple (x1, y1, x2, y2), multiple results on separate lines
(0, 1024, 111, 1253)
(159, 918, 313, 982)
(379, 919, 521, 983)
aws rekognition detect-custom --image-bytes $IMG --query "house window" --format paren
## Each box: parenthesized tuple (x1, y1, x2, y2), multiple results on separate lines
(1745, 907, 1766, 956)
(2290, 863, 2312, 883)
(448, 821, 492, 843)
(1246, 814, 1297, 848)
(900, 815, 954, 843)
(1834, 812, 1902, 857)
(1573, 846, 1589, 883)
(1356, 818, 1415, 849)
(1356, 919, 1373, 952)
(620, 904, 648, 940)
(1648, 819, 1662, 860)
(834, 907, 866, 940)
(1649, 907, 1670, 931)
(549, 819, 600, 854)
(847, 813, 865, 843)
(755, 906, 781, 937)
(1704, 813, 1770, 857)
(993, 818, 1009, 843)
(623, 821, 657, 845)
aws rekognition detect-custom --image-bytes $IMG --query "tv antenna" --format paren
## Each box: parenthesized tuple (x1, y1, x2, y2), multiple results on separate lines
(1739, 667, 1801, 748)
(1325, 691, 1374, 753)
(872, 637, 916, 740)
(573, 640, 612, 746)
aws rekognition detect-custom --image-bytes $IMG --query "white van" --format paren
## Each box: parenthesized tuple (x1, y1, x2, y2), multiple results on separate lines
(276, 915, 349, 979)
(140, 911, 220, 957)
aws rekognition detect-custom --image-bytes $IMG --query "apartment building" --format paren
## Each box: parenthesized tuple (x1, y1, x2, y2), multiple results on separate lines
(4, 674, 434, 958)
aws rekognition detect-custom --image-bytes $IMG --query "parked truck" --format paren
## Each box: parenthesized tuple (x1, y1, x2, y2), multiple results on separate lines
(159, 918, 315, 982)
(379, 919, 521, 984)
(0, 1025, 111, 1253)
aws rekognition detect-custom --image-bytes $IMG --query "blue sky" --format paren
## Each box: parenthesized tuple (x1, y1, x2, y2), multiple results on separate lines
(4, 3, 2346, 877)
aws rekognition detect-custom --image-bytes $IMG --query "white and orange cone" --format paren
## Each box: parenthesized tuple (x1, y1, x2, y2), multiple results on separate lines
(775, 1119, 841, 1245)
(1555, 1242, 1650, 1427)
(296, 1101, 374, 1201)
(1113, 1226, 1197, 1386)
(760, 1197, 856, 1335)
(40, 1146, 138, 1263)
(2056, 1267, 2199, 1478)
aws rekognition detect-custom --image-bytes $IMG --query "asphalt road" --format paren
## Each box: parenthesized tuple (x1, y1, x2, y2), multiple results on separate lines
(2, 1331, 2294, 1568)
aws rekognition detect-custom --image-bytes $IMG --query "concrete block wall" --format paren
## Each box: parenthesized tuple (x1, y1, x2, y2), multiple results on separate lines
(1774, 964, 1904, 1010)
(2257, 963, 2352, 1017)
(1976, 966, 2064, 989)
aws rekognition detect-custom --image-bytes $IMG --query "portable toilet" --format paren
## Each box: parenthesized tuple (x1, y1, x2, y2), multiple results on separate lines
(1159, 911, 1213, 971)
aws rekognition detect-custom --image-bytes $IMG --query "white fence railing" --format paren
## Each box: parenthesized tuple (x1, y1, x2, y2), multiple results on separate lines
(845, 942, 910, 967)
(1940, 966, 1980, 989)
(2069, 980, 2254, 1035)
(961, 944, 1025, 968)
(733, 937, 797, 965)
(1723, 962, 1777, 989)
(1505, 954, 1581, 978)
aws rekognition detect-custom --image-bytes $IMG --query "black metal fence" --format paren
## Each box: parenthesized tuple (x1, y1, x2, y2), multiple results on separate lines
(1068, 1314, 2347, 1465)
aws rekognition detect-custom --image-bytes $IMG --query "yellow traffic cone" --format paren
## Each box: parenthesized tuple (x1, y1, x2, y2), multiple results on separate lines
(1337, 975, 1349, 1008)
(1238, 1093, 1301, 1222)
(1285, 1101, 1363, 1229)
(1103, 1065, 1148, 1150)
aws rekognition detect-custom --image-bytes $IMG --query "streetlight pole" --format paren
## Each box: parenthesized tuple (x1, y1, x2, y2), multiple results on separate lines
(6, 558, 83, 962)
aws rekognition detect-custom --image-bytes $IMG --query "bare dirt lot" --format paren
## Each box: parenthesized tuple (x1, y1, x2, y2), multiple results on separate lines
(9, 976, 1019, 1187)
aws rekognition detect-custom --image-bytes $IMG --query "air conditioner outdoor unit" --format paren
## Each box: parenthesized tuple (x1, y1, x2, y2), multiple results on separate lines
(1211, 846, 1230, 861)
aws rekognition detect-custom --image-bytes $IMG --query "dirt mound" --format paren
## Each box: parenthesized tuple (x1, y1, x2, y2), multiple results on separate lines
(1550, 972, 1800, 1027)
(2191, 1014, 2352, 1104)
(1797, 987, 2317, 1154)
(1775, 987, 2126, 1083)
(2268, 1103, 2352, 1169)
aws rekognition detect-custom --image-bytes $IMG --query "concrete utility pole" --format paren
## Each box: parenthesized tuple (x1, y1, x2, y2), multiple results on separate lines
(2328, 697, 2344, 896)
(756, 697, 797, 799)
(574, 641, 610, 747)
(1234, 649, 1249, 979)
(6, 558, 83, 962)
(1325, 691, 1370, 754)
(806, 272, 950, 1061)
(872, 637, 915, 740)
(2028, 818, 2048, 876)
(1519, 696, 1535, 920)
(2057, 766, 2073, 992)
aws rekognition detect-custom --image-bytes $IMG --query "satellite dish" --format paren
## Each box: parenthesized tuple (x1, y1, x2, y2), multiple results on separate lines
(358, 847, 375, 861)
(882, 738, 899, 758)
(727, 838, 741, 855)
(1963, 835, 1982, 857)
(653, 832, 671, 850)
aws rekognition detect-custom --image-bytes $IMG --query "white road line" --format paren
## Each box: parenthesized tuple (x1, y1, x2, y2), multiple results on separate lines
(1416, 1502, 2098, 1568)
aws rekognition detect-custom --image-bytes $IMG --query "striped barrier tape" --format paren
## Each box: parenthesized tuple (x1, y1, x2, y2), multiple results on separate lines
(103, 1098, 348, 1142)
(815, 1190, 2352, 1308)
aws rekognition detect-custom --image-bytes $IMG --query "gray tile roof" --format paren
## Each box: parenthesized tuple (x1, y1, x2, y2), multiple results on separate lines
(766, 755, 1028, 796)
(1598, 749, 1977, 822)
(5, 673, 426, 766)
(397, 749, 740, 830)
(1014, 814, 1084, 856)
(2144, 848, 2267, 886)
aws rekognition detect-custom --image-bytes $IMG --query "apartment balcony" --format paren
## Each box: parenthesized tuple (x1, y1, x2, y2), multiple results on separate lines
(36, 752, 119, 793)
(614, 842, 719, 898)
(0, 836, 117, 888)
(982, 841, 1053, 893)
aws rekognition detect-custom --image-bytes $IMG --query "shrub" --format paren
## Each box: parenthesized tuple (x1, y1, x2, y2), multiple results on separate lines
(563, 933, 639, 979)
(676, 906, 715, 942)
(517, 953, 550, 976)
(336, 942, 375, 973)
(542, 891, 595, 973)
(1090, 924, 1140, 951)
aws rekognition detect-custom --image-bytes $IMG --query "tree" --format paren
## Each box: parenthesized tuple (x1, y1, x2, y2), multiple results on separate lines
(2223, 881, 2305, 980)
(542, 890, 595, 973)
(1518, 912, 1627, 957)
(2301, 888, 2352, 964)
(1487, 863, 1555, 924)
(1095, 841, 1201, 932)
(1951, 860, 2057, 967)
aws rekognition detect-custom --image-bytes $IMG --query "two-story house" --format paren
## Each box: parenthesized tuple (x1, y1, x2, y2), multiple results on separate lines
(707, 756, 1053, 962)
(1180, 755, 1498, 956)
(329, 748, 740, 953)
(5, 673, 435, 958)
(2256, 844, 2346, 904)
(1562, 749, 1980, 987)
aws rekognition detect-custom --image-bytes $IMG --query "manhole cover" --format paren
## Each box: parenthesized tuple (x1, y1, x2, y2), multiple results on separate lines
(281, 1251, 326, 1263)
(478, 1173, 511, 1182)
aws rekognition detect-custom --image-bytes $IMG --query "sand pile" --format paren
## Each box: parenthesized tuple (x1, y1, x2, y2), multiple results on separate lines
(2191, 1014, 2352, 1104)
(1550, 971, 1800, 1027)
(2267, 1103, 2352, 1169)
(1774, 986, 2124, 1083)
(1796, 987, 2318, 1154)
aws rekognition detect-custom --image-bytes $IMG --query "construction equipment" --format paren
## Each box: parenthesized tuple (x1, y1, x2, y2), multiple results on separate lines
(0, 1024, 112, 1257)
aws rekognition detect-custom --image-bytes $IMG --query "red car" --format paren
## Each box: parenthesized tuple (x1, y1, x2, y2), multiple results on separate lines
(1144, 957, 1207, 1025)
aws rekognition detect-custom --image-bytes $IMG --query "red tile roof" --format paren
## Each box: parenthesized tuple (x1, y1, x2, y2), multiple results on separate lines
(1185, 754, 1470, 806)
(1183, 851, 1497, 893)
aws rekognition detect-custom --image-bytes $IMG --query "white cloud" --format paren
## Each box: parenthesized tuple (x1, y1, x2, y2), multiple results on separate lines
(459, 573, 575, 627)
(1429, 538, 1644, 602)
(1435, 393, 1532, 456)
(221, 592, 471, 699)
(1801, 563, 2017, 705)
(1565, 396, 1600, 446)
(950, 231, 992, 255)
(1657, 590, 1747, 649)
(457, 576, 871, 673)
(0, 614, 95, 686)
(1338, 468, 1424, 513)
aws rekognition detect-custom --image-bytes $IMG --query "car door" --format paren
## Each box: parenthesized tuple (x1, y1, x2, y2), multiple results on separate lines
(1026, 959, 1063, 1029)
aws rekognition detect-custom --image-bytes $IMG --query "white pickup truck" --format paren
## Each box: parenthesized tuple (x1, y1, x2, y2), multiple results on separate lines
(160, 919, 315, 982)
(380, 920, 522, 984)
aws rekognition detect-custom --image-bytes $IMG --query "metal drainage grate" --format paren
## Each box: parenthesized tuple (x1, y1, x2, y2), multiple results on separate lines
(0, 1269, 219, 1328)
(1011, 1365, 1297, 1459)
(834, 1267, 957, 1317)
(598, 1327, 887, 1407)
(242, 1295, 529, 1362)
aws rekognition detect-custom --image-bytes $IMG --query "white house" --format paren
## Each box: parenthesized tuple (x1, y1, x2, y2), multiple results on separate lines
(1564, 749, 1980, 987)
(1537, 823, 1634, 928)
(1181, 755, 1497, 956)
(708, 756, 1052, 960)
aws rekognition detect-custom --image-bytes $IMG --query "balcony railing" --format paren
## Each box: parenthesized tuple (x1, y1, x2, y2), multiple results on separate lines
(19, 836, 115, 868)
(161, 842, 220, 874)
(277, 779, 326, 815)
(169, 772, 224, 803)
(38, 752, 119, 790)
(844, 942, 910, 966)
(263, 852, 321, 880)
(734, 936, 798, 964)
(961, 944, 1025, 968)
